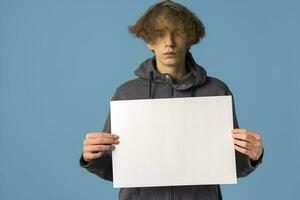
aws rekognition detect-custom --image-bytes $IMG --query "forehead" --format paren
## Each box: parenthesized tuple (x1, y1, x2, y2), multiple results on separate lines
(153, 16, 183, 32)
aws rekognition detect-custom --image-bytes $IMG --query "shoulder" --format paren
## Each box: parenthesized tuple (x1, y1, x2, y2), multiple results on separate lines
(200, 76, 232, 95)
(206, 76, 229, 90)
(112, 78, 148, 100)
(118, 78, 146, 90)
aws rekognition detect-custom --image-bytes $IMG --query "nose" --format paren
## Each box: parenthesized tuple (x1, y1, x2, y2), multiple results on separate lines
(165, 32, 176, 48)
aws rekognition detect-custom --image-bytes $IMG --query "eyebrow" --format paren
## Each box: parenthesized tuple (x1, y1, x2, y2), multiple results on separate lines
(154, 28, 182, 32)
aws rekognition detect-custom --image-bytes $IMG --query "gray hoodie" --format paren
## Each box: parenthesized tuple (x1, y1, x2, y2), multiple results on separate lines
(80, 52, 263, 200)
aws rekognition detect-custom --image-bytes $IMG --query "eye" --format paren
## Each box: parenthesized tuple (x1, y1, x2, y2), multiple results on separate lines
(156, 31, 164, 37)
(154, 30, 165, 38)
(175, 30, 183, 36)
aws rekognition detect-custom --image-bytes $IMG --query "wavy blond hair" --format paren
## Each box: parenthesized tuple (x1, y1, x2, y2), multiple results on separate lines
(128, 0, 205, 47)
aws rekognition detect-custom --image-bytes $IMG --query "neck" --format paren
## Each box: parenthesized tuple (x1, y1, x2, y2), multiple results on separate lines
(156, 61, 187, 81)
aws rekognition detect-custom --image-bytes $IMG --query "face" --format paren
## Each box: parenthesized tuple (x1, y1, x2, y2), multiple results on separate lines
(147, 21, 189, 70)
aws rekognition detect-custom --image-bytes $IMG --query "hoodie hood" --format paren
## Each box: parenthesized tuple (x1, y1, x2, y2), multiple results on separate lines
(134, 51, 207, 91)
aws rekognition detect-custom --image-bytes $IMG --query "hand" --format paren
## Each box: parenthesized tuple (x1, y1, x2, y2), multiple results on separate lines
(232, 129, 263, 161)
(83, 132, 119, 162)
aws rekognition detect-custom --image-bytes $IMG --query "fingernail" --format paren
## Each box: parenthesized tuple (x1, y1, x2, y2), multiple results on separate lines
(114, 135, 119, 139)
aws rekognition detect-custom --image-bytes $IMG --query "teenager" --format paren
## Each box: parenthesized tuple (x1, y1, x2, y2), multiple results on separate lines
(80, 1, 263, 199)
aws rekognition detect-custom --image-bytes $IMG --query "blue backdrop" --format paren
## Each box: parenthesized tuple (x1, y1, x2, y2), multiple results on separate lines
(1, 0, 299, 199)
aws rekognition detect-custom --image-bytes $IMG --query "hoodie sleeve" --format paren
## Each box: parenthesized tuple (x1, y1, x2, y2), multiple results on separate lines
(79, 112, 113, 182)
(226, 87, 263, 178)
(79, 89, 121, 182)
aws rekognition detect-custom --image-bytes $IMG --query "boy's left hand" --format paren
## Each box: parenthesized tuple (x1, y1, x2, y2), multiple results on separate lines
(231, 129, 263, 161)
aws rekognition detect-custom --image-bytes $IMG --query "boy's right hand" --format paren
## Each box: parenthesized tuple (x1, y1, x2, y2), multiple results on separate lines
(82, 132, 119, 163)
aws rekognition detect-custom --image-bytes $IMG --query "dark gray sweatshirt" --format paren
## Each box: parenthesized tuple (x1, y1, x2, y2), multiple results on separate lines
(80, 52, 263, 200)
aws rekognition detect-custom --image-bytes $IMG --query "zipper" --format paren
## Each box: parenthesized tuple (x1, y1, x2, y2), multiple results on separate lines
(164, 74, 174, 97)
(165, 74, 175, 200)
(170, 85, 174, 97)
(169, 186, 175, 200)
(171, 186, 175, 200)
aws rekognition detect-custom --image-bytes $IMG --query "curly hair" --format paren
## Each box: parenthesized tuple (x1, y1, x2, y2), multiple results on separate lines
(128, 0, 205, 47)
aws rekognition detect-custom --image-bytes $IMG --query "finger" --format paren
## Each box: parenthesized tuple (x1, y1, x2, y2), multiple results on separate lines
(234, 144, 261, 161)
(234, 145, 253, 158)
(231, 128, 248, 134)
(232, 133, 256, 143)
(232, 133, 262, 149)
(84, 144, 115, 152)
(233, 139, 261, 152)
(86, 132, 119, 139)
(248, 132, 262, 141)
(84, 138, 119, 145)
(233, 139, 252, 150)
(83, 151, 103, 161)
(232, 129, 262, 141)
(84, 144, 115, 153)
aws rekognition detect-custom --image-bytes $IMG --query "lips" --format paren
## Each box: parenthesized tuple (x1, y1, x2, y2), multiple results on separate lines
(164, 52, 176, 55)
(163, 52, 176, 57)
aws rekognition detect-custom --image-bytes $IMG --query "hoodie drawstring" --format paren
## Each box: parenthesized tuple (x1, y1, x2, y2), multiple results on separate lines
(149, 71, 153, 99)
(190, 87, 196, 97)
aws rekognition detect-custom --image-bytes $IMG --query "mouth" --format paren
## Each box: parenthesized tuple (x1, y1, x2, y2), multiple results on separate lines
(163, 52, 176, 57)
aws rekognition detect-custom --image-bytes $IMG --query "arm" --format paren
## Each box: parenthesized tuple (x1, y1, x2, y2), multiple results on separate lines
(227, 88, 264, 178)
(232, 128, 264, 178)
(79, 111, 117, 182)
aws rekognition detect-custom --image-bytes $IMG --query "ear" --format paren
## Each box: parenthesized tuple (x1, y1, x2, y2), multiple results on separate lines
(187, 45, 191, 51)
(147, 43, 154, 51)
(186, 42, 191, 51)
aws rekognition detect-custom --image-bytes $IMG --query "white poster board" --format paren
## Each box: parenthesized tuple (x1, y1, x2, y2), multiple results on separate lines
(111, 96, 237, 188)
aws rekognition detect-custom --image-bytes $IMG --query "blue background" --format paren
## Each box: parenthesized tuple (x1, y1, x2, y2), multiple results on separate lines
(1, 0, 299, 199)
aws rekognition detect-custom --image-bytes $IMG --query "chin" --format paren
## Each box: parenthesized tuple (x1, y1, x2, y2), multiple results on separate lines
(164, 61, 180, 67)
(162, 60, 174, 65)
(163, 63, 179, 68)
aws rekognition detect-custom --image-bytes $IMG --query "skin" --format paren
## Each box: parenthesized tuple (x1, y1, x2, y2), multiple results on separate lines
(232, 128, 263, 161)
(82, 21, 263, 163)
(147, 21, 189, 81)
(83, 132, 119, 162)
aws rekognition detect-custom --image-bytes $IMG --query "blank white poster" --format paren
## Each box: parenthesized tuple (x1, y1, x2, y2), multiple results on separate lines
(111, 96, 237, 188)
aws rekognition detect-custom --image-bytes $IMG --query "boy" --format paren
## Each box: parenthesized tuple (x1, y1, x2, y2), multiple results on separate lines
(80, 1, 263, 199)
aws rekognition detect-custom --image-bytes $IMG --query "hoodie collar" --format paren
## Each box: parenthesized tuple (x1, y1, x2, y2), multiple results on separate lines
(134, 51, 207, 90)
